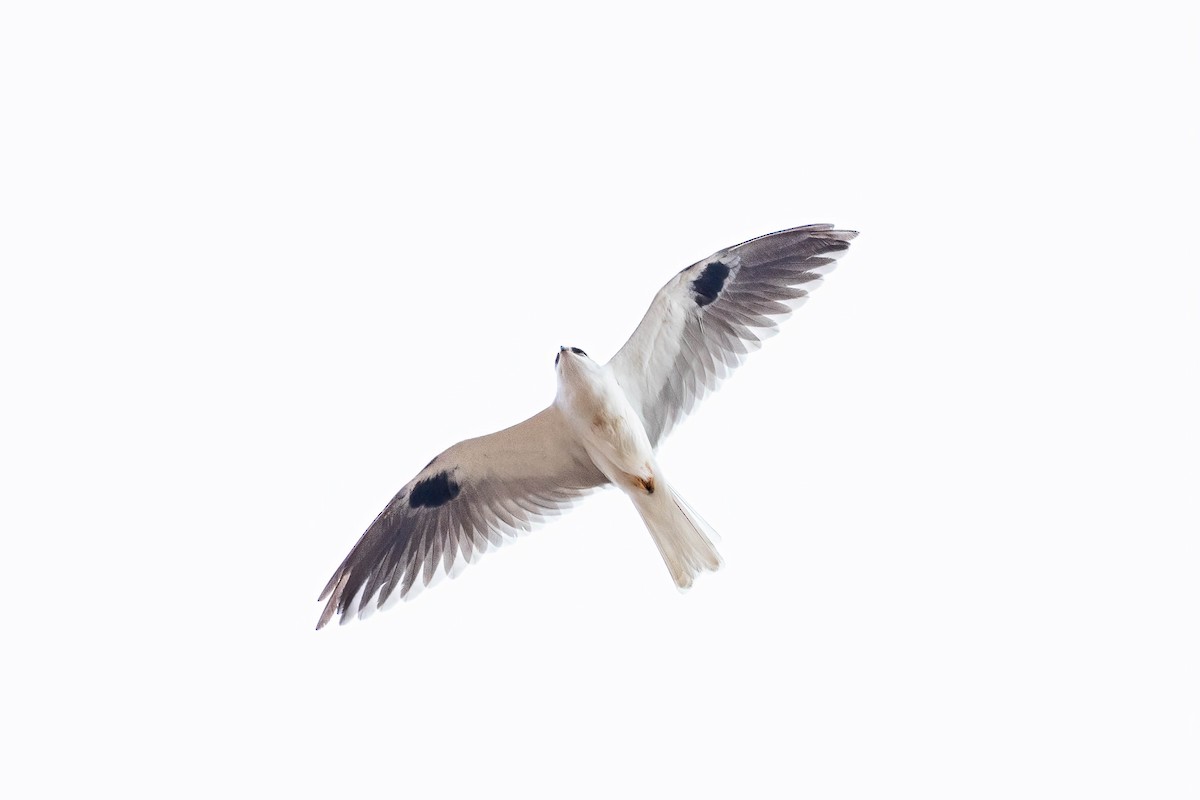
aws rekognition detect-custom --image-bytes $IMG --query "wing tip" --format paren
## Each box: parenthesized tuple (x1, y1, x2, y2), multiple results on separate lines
(811, 228, 858, 242)
(315, 600, 335, 630)
(730, 224, 859, 252)
(315, 569, 351, 630)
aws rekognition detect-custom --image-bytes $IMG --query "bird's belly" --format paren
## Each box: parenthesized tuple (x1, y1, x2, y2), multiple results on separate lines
(577, 400, 656, 493)
(557, 365, 657, 493)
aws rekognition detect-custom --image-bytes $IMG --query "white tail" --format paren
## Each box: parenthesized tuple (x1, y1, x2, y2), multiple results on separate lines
(631, 482, 722, 589)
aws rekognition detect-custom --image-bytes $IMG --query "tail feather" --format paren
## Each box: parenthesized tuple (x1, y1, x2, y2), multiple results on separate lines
(632, 482, 722, 589)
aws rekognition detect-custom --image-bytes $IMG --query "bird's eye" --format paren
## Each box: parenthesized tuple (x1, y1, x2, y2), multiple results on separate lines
(555, 352, 560, 366)
(570, 347, 587, 357)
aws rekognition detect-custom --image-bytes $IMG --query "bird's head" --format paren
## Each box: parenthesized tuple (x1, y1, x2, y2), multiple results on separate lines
(554, 346, 600, 387)
(554, 345, 603, 405)
(549, 347, 597, 402)
(555, 345, 592, 369)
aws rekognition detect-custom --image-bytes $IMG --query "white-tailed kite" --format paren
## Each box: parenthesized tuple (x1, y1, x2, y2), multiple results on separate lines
(317, 224, 857, 628)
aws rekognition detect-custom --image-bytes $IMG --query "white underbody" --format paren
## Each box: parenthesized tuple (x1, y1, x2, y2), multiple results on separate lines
(553, 347, 720, 588)
(555, 356, 657, 495)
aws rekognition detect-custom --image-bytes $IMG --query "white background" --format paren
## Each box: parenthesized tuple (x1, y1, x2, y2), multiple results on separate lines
(2, 2, 1196, 798)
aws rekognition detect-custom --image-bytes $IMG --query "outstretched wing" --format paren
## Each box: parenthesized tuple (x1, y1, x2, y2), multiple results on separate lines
(317, 406, 607, 628)
(608, 224, 857, 447)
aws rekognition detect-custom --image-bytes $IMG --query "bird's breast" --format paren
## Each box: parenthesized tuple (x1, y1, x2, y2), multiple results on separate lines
(558, 368, 655, 485)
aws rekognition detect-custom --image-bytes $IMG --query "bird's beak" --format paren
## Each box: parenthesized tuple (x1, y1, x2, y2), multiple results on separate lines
(559, 346, 568, 353)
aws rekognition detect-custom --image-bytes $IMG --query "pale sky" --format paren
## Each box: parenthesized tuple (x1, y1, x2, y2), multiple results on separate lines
(3, 2, 1196, 798)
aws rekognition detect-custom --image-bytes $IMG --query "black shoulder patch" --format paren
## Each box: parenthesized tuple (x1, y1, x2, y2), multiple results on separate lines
(692, 261, 730, 307)
(409, 471, 461, 508)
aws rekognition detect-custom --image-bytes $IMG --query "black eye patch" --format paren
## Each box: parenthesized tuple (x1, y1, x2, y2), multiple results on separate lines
(570, 347, 587, 357)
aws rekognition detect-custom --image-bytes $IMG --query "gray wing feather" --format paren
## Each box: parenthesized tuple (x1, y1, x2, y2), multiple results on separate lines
(317, 406, 607, 628)
(608, 224, 857, 447)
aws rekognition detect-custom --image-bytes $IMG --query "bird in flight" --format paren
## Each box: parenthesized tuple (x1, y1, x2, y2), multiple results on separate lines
(317, 224, 857, 628)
